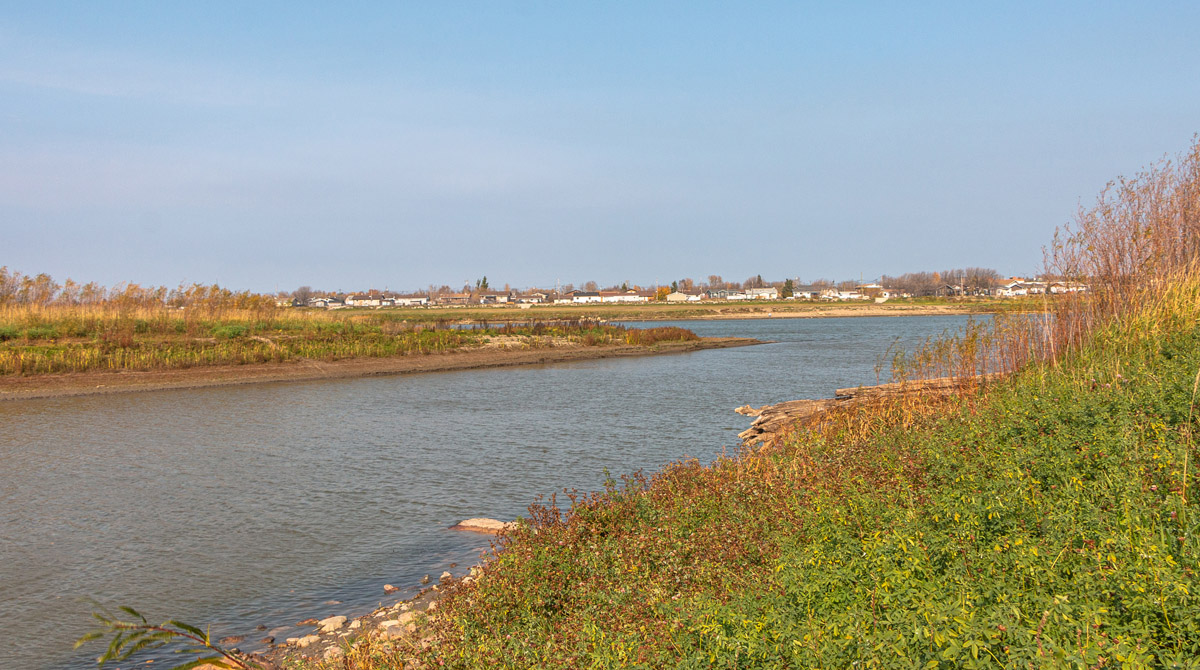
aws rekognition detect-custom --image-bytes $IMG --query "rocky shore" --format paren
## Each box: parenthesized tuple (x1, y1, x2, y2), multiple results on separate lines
(210, 518, 511, 670)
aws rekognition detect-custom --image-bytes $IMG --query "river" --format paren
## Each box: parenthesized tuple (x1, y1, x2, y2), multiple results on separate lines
(0, 315, 971, 668)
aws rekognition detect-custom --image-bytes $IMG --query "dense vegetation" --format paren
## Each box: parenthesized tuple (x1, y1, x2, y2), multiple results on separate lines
(296, 138, 1200, 669)
(0, 309, 698, 376)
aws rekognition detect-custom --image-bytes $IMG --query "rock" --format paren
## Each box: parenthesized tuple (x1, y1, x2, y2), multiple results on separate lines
(348, 620, 361, 630)
(397, 611, 417, 626)
(218, 635, 244, 645)
(381, 624, 405, 640)
(324, 646, 345, 661)
(285, 637, 300, 645)
(260, 636, 275, 645)
(420, 574, 430, 584)
(378, 619, 399, 630)
(450, 518, 515, 534)
(318, 615, 347, 633)
(439, 571, 452, 581)
(383, 583, 400, 594)
(256, 624, 268, 631)
(296, 634, 321, 648)
(297, 618, 318, 626)
(427, 600, 438, 612)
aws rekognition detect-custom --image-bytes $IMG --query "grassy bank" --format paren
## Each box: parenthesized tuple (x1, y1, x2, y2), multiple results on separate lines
(377, 280, 1193, 669)
(0, 306, 698, 376)
(286, 139, 1200, 669)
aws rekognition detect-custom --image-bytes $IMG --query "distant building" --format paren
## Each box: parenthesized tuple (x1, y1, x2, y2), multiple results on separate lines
(570, 290, 602, 304)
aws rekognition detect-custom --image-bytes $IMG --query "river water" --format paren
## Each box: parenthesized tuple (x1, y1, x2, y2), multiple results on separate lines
(0, 315, 970, 669)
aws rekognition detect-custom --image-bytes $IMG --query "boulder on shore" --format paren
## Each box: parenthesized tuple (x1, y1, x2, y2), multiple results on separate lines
(318, 615, 346, 633)
(450, 517, 514, 534)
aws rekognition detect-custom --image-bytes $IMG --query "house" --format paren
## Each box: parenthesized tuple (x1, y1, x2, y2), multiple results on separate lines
(435, 293, 472, 306)
(308, 297, 345, 309)
(791, 284, 825, 300)
(514, 291, 548, 304)
(855, 283, 890, 299)
(666, 291, 702, 302)
(570, 291, 602, 304)
(393, 295, 429, 307)
(600, 290, 649, 303)
(745, 287, 779, 300)
(477, 291, 511, 304)
(1049, 281, 1088, 294)
(345, 293, 393, 307)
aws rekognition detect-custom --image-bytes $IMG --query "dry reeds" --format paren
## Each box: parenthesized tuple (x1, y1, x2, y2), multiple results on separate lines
(895, 135, 1200, 384)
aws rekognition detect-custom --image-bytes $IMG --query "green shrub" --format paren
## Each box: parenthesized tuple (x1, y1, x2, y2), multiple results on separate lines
(211, 324, 248, 339)
(23, 326, 59, 340)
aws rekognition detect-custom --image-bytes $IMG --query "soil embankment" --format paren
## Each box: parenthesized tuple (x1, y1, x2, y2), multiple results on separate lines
(0, 337, 760, 401)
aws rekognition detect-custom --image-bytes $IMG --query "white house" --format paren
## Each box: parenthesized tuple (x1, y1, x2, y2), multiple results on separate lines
(393, 295, 429, 307)
(571, 291, 602, 304)
(745, 287, 779, 300)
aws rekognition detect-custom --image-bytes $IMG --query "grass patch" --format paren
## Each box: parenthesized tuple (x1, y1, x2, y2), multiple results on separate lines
(0, 310, 701, 376)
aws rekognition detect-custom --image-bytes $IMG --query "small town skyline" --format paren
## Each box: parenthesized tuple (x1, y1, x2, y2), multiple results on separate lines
(1, 264, 1078, 310)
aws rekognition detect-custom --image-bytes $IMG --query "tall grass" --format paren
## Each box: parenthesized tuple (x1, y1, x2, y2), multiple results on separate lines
(892, 136, 1200, 385)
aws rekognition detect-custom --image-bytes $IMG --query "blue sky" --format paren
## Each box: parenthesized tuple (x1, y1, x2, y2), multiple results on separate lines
(3, 2, 1199, 293)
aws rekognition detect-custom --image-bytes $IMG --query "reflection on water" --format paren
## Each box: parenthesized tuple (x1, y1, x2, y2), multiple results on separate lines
(0, 315, 969, 668)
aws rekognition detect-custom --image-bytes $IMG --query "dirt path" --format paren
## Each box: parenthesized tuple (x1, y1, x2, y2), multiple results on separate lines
(0, 337, 761, 401)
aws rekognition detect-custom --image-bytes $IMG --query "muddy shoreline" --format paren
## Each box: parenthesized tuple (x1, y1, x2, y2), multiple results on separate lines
(0, 337, 761, 401)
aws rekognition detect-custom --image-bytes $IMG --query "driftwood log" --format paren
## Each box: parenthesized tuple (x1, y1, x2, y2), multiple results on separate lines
(736, 375, 1001, 446)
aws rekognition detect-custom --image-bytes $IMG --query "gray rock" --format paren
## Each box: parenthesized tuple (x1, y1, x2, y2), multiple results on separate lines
(318, 615, 347, 633)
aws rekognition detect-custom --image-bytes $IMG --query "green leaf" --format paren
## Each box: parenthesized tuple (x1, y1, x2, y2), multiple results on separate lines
(73, 630, 106, 649)
(118, 605, 147, 623)
(166, 619, 207, 639)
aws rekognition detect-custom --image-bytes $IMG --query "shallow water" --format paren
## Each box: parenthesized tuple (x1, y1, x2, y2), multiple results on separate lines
(0, 315, 970, 668)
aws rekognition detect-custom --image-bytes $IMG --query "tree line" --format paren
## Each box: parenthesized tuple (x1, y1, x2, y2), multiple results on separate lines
(0, 267, 276, 311)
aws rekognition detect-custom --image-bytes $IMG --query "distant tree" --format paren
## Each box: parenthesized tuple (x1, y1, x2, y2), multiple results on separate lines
(781, 278, 794, 298)
(475, 276, 489, 290)
(59, 278, 81, 305)
(0, 267, 21, 305)
(671, 280, 678, 292)
(21, 273, 60, 306)
(655, 286, 670, 301)
(291, 286, 313, 304)
(621, 281, 629, 291)
(679, 278, 695, 292)
(583, 280, 599, 292)
(707, 275, 724, 290)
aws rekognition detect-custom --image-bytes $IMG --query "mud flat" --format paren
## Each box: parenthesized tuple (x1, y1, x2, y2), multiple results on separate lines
(0, 337, 761, 401)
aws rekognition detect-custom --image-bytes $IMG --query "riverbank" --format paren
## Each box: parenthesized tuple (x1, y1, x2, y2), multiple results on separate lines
(0, 336, 760, 400)
(283, 277, 1200, 668)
